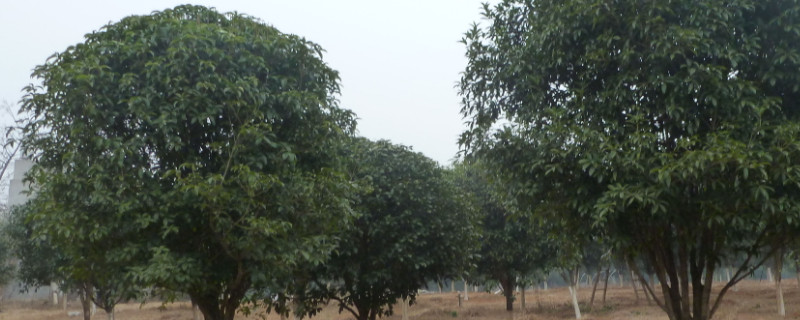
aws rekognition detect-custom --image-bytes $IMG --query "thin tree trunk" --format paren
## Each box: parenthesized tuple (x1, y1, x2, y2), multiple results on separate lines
(795, 260, 800, 289)
(563, 268, 582, 319)
(107, 308, 115, 320)
(767, 267, 774, 283)
(568, 285, 582, 319)
(776, 249, 785, 317)
(451, 279, 455, 292)
(630, 269, 640, 303)
(62, 292, 67, 310)
(589, 269, 602, 311)
(51, 282, 59, 306)
(520, 284, 526, 314)
(602, 267, 611, 305)
(463, 278, 469, 301)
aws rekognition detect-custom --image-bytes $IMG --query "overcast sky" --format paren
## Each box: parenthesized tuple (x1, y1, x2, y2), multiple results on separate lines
(0, 1, 494, 165)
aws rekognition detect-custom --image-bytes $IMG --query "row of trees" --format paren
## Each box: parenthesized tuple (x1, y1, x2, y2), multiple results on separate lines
(7, 1, 800, 320)
(2, 5, 493, 320)
(459, 0, 800, 320)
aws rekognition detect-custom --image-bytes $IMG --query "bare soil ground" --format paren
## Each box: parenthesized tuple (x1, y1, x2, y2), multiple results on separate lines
(1, 280, 797, 320)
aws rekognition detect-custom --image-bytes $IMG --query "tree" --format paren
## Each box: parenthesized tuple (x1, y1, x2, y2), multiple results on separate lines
(18, 5, 356, 320)
(452, 160, 554, 312)
(460, 1, 800, 320)
(305, 138, 477, 320)
(6, 204, 101, 320)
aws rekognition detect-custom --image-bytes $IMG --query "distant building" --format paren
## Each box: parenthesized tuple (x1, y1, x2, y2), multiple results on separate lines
(7, 158, 33, 207)
(4, 158, 51, 302)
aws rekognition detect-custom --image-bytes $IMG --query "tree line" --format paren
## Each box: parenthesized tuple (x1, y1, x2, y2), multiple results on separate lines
(3, 1, 800, 320)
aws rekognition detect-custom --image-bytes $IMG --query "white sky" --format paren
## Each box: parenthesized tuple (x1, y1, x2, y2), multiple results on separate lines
(0, 1, 494, 165)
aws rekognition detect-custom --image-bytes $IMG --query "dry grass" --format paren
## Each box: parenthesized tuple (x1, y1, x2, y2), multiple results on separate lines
(0, 280, 797, 319)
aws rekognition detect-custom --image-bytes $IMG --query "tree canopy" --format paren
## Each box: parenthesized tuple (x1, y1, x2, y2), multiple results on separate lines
(19, 5, 356, 320)
(460, 1, 800, 319)
(307, 138, 477, 320)
(452, 160, 554, 312)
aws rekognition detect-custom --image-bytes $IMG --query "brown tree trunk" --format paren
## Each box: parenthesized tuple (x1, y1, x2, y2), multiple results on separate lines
(629, 269, 640, 303)
(795, 260, 800, 288)
(499, 275, 515, 311)
(588, 269, 602, 311)
(602, 267, 611, 305)
(79, 284, 92, 320)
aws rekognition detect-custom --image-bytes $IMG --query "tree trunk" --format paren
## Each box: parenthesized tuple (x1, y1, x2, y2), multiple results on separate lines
(589, 269, 602, 311)
(776, 249, 785, 317)
(293, 299, 304, 320)
(192, 266, 250, 320)
(451, 279, 455, 292)
(192, 300, 203, 320)
(568, 285, 582, 319)
(500, 276, 515, 311)
(193, 288, 246, 320)
(51, 281, 59, 306)
(79, 286, 92, 320)
(106, 308, 115, 320)
(562, 268, 582, 319)
(520, 284, 526, 314)
(795, 260, 800, 288)
(629, 269, 640, 303)
(463, 279, 469, 301)
(602, 267, 611, 305)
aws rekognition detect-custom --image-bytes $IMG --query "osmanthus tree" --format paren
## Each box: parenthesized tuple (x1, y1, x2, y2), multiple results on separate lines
(6, 203, 133, 320)
(460, 1, 800, 320)
(18, 5, 356, 320)
(304, 138, 478, 320)
(452, 160, 555, 312)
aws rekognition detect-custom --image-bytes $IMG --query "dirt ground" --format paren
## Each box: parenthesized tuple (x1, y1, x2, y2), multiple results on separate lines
(0, 280, 797, 320)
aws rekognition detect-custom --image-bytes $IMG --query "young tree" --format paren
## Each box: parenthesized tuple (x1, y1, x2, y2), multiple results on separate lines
(460, 1, 800, 320)
(18, 5, 356, 320)
(452, 161, 555, 312)
(305, 138, 477, 320)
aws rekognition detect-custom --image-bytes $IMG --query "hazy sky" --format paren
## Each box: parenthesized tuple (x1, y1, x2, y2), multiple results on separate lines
(0, 1, 494, 165)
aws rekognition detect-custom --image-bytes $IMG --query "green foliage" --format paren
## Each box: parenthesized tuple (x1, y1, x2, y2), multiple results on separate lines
(460, 1, 800, 319)
(5, 204, 68, 291)
(309, 138, 477, 320)
(0, 214, 18, 289)
(18, 5, 355, 320)
(452, 160, 555, 311)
